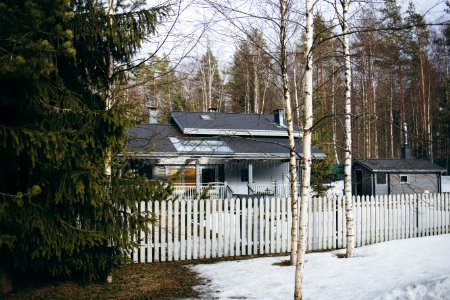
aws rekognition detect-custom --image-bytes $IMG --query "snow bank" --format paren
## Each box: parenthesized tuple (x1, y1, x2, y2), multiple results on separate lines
(379, 275, 450, 300)
(192, 234, 450, 300)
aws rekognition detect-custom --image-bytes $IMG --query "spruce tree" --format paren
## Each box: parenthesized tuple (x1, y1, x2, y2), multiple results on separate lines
(0, 0, 169, 285)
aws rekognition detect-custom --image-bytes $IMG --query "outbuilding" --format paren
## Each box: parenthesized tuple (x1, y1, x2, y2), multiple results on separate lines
(352, 158, 446, 196)
(352, 124, 446, 196)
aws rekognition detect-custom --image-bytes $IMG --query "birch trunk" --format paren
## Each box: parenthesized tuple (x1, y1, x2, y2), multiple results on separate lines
(331, 63, 339, 164)
(293, 63, 301, 127)
(253, 54, 260, 113)
(294, 0, 313, 297)
(278, 0, 299, 267)
(342, 0, 354, 258)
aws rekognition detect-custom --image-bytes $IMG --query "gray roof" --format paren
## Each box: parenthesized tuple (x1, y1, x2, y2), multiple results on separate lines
(125, 123, 324, 159)
(171, 111, 302, 137)
(354, 159, 445, 173)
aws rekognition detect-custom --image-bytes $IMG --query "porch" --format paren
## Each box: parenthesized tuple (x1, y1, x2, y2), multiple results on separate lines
(172, 182, 301, 199)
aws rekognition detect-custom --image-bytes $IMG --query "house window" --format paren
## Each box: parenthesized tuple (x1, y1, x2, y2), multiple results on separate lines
(400, 175, 409, 184)
(376, 173, 387, 185)
(169, 137, 233, 154)
(241, 169, 249, 182)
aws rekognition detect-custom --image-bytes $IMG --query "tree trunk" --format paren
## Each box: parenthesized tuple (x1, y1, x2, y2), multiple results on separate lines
(331, 63, 339, 164)
(278, 0, 299, 267)
(253, 53, 260, 113)
(293, 63, 301, 127)
(342, 0, 354, 258)
(294, 0, 313, 298)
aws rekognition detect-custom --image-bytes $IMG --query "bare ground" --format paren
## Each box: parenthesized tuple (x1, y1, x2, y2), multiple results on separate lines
(2, 262, 204, 300)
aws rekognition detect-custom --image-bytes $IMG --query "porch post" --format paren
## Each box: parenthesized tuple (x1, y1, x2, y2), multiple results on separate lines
(248, 161, 253, 185)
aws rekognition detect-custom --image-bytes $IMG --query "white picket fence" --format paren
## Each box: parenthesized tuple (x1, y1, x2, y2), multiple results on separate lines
(132, 193, 450, 263)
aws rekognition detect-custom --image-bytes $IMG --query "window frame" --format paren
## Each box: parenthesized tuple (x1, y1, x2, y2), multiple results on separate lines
(240, 168, 249, 182)
(376, 172, 387, 185)
(400, 175, 409, 184)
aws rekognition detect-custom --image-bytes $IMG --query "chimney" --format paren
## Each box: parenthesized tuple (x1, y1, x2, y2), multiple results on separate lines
(274, 108, 284, 126)
(401, 123, 411, 159)
(148, 106, 158, 124)
(208, 107, 218, 112)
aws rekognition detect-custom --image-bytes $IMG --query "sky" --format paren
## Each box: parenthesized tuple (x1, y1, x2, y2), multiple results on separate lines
(141, 0, 449, 72)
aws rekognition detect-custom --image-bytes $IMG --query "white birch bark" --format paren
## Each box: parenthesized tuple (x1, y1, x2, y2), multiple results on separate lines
(342, 0, 355, 258)
(293, 62, 301, 128)
(278, 0, 299, 267)
(331, 60, 339, 164)
(253, 53, 260, 113)
(294, 0, 313, 297)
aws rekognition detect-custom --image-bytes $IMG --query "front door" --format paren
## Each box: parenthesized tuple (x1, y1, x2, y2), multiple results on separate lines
(201, 168, 216, 184)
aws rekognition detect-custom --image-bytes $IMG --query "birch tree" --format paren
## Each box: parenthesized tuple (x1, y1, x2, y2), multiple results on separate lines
(341, 0, 355, 257)
(294, 0, 313, 297)
(277, 0, 300, 266)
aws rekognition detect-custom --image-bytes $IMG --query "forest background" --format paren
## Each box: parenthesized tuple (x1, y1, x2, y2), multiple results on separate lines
(132, 0, 450, 170)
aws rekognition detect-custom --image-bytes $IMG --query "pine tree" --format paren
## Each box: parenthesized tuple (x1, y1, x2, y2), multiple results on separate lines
(0, 0, 169, 287)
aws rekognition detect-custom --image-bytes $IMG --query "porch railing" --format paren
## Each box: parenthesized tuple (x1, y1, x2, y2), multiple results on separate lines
(249, 183, 300, 197)
(172, 183, 227, 200)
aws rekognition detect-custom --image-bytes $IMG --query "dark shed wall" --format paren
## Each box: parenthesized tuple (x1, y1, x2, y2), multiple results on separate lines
(353, 164, 373, 196)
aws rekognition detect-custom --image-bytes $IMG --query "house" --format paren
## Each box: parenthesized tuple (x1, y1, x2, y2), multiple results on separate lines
(123, 108, 325, 199)
(352, 124, 446, 196)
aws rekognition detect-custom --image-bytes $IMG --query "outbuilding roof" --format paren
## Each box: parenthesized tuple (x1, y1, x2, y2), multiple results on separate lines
(354, 159, 445, 173)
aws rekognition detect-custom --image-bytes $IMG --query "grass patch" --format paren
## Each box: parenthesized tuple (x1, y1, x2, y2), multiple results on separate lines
(3, 262, 203, 300)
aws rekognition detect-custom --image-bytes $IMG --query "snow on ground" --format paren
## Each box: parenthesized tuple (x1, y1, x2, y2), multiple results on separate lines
(192, 234, 450, 300)
(442, 176, 450, 193)
(325, 180, 344, 198)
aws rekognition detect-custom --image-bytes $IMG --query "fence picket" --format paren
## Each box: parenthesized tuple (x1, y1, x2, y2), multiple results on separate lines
(241, 198, 247, 256)
(154, 201, 160, 262)
(138, 201, 145, 262)
(235, 198, 241, 257)
(248, 197, 253, 255)
(180, 200, 185, 260)
(259, 198, 265, 255)
(205, 200, 211, 259)
(308, 197, 313, 251)
(217, 198, 222, 257)
(193, 199, 198, 259)
(327, 196, 333, 249)
(147, 201, 153, 263)
(270, 197, 275, 253)
(187, 199, 192, 260)
(229, 198, 235, 256)
(211, 198, 217, 258)
(161, 201, 167, 262)
(280, 197, 286, 252)
(224, 198, 229, 257)
(174, 200, 179, 260)
(199, 199, 204, 259)
(253, 198, 259, 255)
(276, 197, 281, 253)
(167, 200, 173, 261)
(264, 197, 270, 254)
